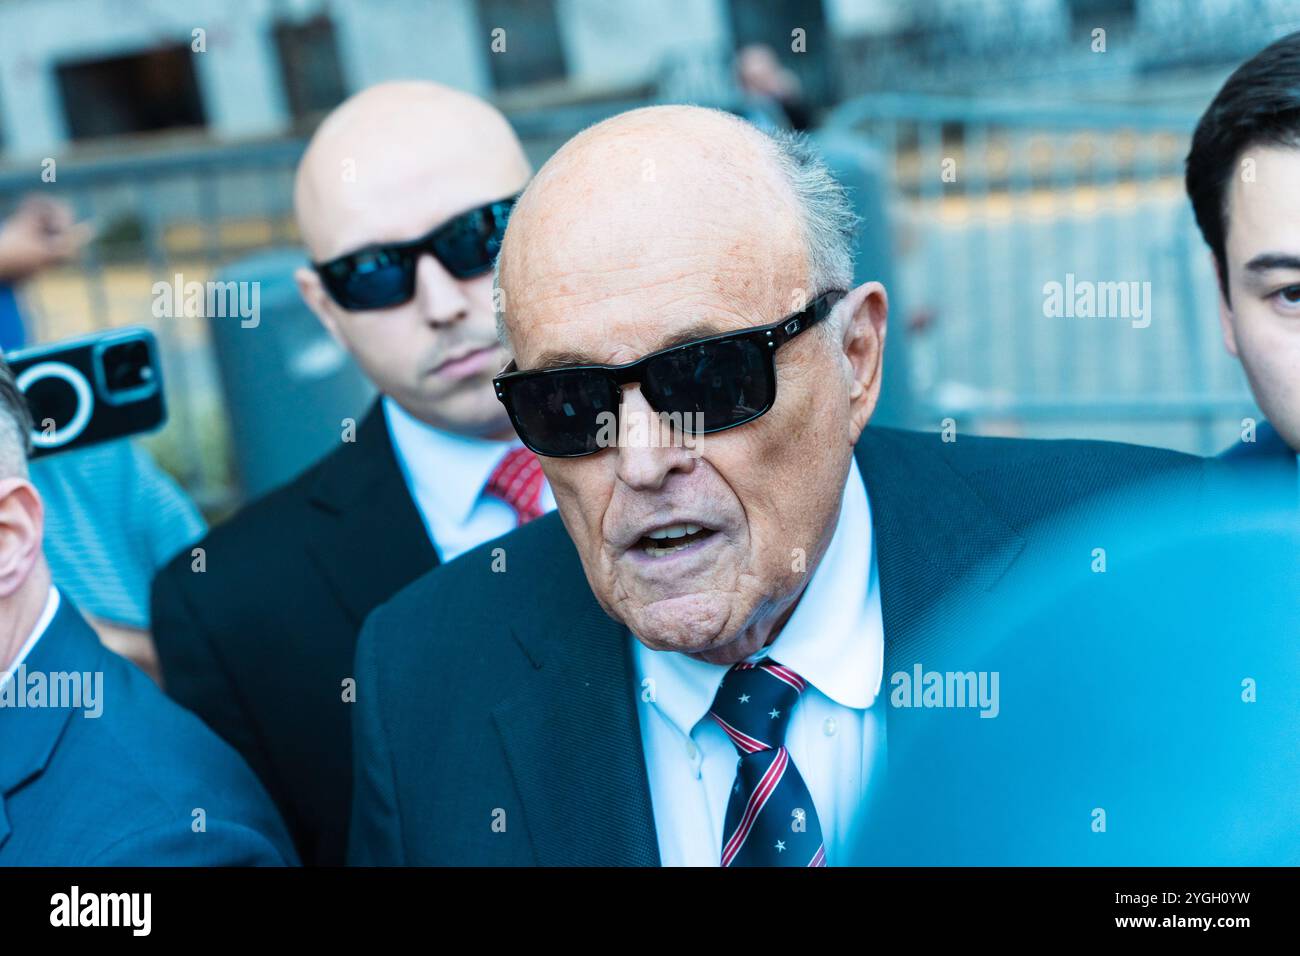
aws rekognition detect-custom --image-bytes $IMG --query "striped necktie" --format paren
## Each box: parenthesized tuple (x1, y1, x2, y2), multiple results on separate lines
(709, 658, 827, 867)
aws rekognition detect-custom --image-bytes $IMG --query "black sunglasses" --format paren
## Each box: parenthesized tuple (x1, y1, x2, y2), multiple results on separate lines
(313, 195, 517, 311)
(493, 290, 846, 458)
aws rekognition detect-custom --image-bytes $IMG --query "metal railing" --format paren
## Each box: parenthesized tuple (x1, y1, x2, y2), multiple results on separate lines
(0, 88, 1255, 515)
(825, 92, 1254, 454)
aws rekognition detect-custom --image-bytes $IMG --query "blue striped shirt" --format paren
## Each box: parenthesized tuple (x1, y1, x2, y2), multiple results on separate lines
(30, 441, 206, 629)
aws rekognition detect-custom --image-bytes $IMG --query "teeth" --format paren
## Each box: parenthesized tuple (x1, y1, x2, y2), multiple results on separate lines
(646, 522, 702, 541)
(641, 523, 710, 558)
(644, 539, 694, 557)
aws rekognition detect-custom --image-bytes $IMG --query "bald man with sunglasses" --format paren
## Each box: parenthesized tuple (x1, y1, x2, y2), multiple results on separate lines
(349, 106, 1206, 867)
(150, 82, 553, 866)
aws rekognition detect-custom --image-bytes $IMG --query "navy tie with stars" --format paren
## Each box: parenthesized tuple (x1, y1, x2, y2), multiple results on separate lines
(709, 658, 827, 867)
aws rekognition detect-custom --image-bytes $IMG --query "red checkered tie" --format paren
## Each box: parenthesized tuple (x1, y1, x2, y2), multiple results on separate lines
(485, 446, 545, 525)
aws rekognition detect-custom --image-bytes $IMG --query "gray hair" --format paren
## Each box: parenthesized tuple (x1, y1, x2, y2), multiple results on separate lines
(761, 124, 858, 306)
(494, 113, 859, 348)
(0, 356, 32, 479)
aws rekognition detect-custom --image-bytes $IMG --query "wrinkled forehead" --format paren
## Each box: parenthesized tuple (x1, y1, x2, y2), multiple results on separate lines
(500, 142, 808, 369)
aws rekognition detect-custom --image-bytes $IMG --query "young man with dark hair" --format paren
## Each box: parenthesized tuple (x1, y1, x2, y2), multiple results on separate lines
(1186, 30, 1300, 485)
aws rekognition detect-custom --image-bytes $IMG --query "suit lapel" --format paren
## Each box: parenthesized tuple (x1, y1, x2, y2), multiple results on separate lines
(304, 402, 438, 627)
(492, 593, 660, 866)
(0, 597, 87, 852)
(853, 429, 1026, 748)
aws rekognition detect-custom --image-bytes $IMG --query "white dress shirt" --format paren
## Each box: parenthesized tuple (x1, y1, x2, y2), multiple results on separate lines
(1, 586, 60, 689)
(633, 456, 886, 866)
(383, 397, 555, 562)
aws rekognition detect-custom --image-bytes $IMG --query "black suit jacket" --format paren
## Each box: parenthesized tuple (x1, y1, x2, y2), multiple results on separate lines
(152, 402, 437, 865)
(348, 428, 1203, 866)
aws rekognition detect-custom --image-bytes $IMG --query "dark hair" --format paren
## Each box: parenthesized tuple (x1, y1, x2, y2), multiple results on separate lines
(0, 354, 33, 462)
(1185, 30, 1300, 301)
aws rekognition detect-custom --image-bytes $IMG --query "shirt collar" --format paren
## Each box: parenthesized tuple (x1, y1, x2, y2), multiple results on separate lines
(382, 395, 523, 528)
(634, 456, 882, 739)
(1, 585, 60, 689)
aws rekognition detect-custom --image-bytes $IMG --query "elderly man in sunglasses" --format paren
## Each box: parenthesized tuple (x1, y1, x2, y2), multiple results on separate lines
(150, 82, 553, 866)
(348, 106, 1201, 867)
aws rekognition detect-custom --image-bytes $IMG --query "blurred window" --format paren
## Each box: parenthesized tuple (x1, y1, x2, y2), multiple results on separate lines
(476, 0, 567, 91)
(273, 14, 348, 127)
(55, 45, 205, 141)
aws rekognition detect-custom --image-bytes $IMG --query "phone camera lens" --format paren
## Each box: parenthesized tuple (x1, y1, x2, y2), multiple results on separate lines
(102, 341, 152, 394)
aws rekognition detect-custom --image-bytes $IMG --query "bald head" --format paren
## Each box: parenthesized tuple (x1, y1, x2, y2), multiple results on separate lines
(497, 106, 854, 357)
(291, 81, 529, 437)
(295, 81, 528, 260)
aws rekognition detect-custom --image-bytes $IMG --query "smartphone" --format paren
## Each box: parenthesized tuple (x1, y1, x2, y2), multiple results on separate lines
(4, 327, 166, 459)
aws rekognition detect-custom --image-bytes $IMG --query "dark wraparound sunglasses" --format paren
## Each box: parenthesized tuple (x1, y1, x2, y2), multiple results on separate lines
(494, 290, 846, 457)
(313, 195, 517, 311)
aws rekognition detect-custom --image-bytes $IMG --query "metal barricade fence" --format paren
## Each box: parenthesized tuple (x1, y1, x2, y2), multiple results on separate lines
(825, 92, 1255, 454)
(0, 91, 1254, 514)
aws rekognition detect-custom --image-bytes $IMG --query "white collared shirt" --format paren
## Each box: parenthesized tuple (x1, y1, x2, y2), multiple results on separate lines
(1, 586, 60, 689)
(633, 456, 886, 866)
(383, 397, 555, 562)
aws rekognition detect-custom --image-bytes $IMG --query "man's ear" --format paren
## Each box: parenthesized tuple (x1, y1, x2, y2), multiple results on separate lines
(842, 281, 889, 443)
(295, 266, 346, 349)
(0, 478, 43, 599)
(1212, 254, 1240, 358)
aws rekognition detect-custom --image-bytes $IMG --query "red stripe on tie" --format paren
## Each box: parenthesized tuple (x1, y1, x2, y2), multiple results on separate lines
(721, 746, 788, 867)
(710, 712, 768, 754)
(761, 661, 806, 693)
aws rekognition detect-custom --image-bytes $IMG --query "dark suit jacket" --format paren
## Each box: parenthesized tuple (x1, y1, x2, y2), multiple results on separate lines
(0, 595, 297, 865)
(348, 427, 1203, 866)
(152, 403, 437, 866)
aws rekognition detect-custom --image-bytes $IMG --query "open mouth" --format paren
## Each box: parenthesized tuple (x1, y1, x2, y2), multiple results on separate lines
(636, 522, 718, 558)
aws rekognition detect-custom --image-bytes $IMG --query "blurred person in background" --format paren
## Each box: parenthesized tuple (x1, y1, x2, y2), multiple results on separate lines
(1186, 30, 1300, 499)
(735, 43, 812, 131)
(0, 354, 295, 866)
(0, 195, 206, 682)
(151, 81, 550, 866)
(0, 197, 91, 348)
